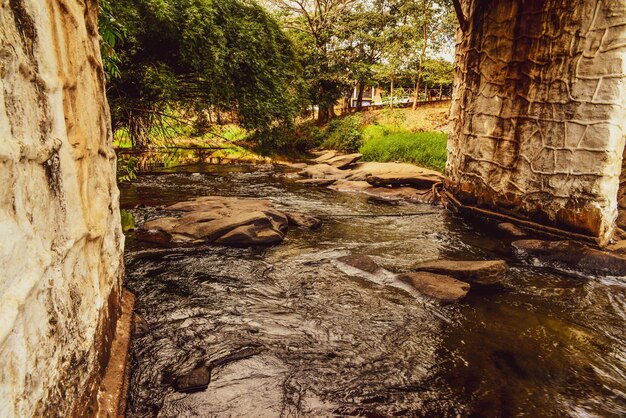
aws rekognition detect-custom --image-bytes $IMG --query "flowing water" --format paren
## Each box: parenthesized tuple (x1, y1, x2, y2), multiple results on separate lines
(120, 163, 626, 417)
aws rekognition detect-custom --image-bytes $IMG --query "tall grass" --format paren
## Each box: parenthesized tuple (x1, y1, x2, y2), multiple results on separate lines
(359, 127, 448, 172)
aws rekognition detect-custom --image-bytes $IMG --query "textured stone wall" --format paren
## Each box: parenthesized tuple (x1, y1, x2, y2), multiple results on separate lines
(0, 1, 124, 416)
(447, 0, 626, 244)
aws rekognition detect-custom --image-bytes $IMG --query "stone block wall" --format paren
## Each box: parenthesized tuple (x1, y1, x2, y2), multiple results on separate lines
(0, 1, 124, 416)
(447, 0, 626, 244)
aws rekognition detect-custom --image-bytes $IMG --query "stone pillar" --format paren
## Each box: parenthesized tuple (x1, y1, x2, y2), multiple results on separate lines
(447, 0, 626, 244)
(0, 1, 124, 416)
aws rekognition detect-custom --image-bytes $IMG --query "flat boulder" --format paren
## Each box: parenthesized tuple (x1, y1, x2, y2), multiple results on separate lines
(345, 162, 443, 188)
(361, 186, 435, 204)
(285, 212, 322, 230)
(328, 179, 373, 193)
(325, 153, 362, 169)
(172, 365, 211, 393)
(414, 259, 507, 285)
(366, 172, 442, 188)
(397, 272, 470, 304)
(297, 164, 348, 180)
(337, 254, 383, 275)
(295, 178, 337, 187)
(312, 150, 338, 163)
(512, 240, 626, 277)
(328, 180, 434, 204)
(136, 196, 289, 247)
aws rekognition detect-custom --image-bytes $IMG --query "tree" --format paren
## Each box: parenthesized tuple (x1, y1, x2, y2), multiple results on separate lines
(269, 0, 357, 123)
(101, 0, 301, 148)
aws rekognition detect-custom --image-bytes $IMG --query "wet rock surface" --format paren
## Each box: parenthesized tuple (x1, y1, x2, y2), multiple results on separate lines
(136, 196, 289, 247)
(414, 260, 507, 285)
(295, 178, 337, 186)
(294, 157, 442, 205)
(172, 366, 211, 393)
(497, 222, 528, 238)
(397, 272, 470, 304)
(512, 240, 626, 277)
(285, 212, 322, 230)
(337, 254, 383, 275)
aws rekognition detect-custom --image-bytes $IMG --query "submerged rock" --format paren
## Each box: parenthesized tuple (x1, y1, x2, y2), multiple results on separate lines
(285, 212, 322, 230)
(136, 196, 288, 247)
(337, 254, 383, 275)
(397, 272, 470, 304)
(413, 260, 507, 285)
(172, 365, 211, 393)
(497, 222, 528, 238)
(512, 240, 626, 277)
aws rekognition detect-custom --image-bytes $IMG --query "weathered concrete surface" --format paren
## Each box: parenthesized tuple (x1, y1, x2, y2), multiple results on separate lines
(447, 0, 626, 245)
(0, 1, 124, 417)
(96, 290, 135, 417)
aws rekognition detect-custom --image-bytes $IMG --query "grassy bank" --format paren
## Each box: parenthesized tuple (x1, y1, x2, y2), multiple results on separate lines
(360, 126, 447, 172)
(317, 104, 450, 172)
(113, 102, 451, 172)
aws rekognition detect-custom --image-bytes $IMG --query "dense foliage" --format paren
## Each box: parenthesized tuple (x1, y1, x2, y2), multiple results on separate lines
(103, 0, 301, 148)
(268, 0, 455, 118)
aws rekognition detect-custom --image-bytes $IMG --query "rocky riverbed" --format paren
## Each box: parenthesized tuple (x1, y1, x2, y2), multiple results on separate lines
(121, 161, 626, 417)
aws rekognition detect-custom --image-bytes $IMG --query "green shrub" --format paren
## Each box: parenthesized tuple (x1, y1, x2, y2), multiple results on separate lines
(117, 156, 138, 183)
(321, 115, 363, 152)
(120, 210, 135, 232)
(359, 131, 448, 172)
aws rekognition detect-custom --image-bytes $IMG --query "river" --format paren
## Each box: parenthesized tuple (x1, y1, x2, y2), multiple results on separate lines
(120, 163, 626, 417)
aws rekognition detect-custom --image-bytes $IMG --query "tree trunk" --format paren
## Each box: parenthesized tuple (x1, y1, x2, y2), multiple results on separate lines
(356, 81, 365, 112)
(439, 83, 443, 100)
(390, 76, 394, 110)
(413, 25, 429, 110)
(318, 105, 330, 124)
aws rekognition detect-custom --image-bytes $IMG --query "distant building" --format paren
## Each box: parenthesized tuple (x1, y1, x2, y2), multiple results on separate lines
(350, 86, 384, 108)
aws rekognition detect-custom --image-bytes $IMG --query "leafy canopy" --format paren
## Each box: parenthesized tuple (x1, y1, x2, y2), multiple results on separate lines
(104, 0, 301, 148)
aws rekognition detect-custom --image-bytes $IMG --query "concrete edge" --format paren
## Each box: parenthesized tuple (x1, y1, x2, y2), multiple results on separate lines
(96, 289, 136, 417)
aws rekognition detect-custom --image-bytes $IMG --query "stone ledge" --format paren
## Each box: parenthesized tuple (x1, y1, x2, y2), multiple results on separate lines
(96, 290, 135, 418)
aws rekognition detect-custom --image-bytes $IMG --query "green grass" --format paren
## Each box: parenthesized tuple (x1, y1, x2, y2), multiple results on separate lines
(359, 127, 448, 172)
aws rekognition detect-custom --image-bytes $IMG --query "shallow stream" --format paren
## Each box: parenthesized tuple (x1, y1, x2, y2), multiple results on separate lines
(120, 163, 626, 417)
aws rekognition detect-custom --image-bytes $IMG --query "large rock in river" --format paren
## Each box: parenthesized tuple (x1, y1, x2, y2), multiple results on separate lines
(512, 240, 626, 277)
(325, 153, 362, 169)
(285, 212, 322, 230)
(397, 272, 470, 304)
(414, 260, 507, 285)
(136, 196, 289, 247)
(298, 163, 349, 180)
